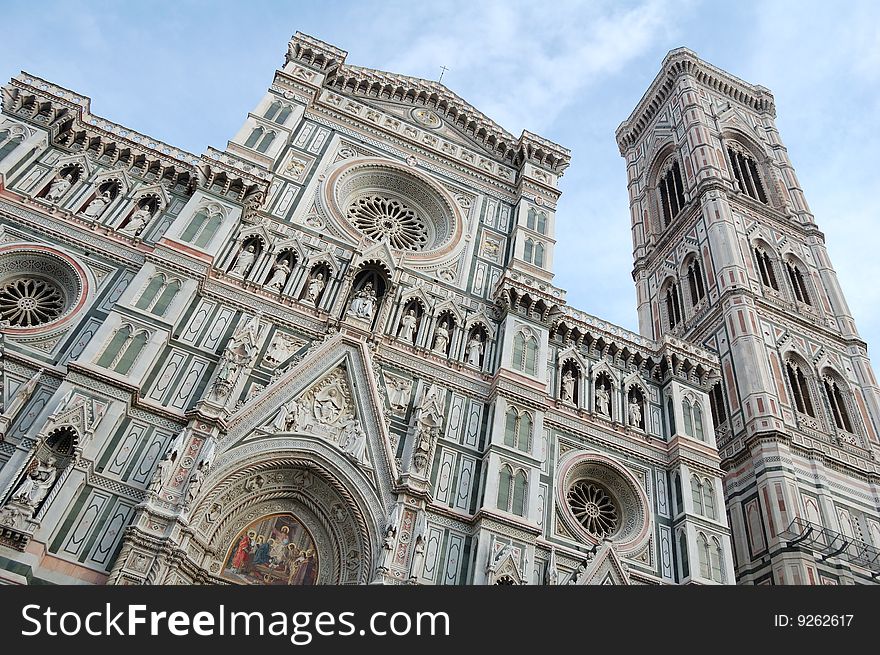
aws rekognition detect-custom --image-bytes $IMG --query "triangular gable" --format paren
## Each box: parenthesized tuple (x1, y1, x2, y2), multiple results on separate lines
(575, 542, 631, 586)
(220, 334, 397, 500)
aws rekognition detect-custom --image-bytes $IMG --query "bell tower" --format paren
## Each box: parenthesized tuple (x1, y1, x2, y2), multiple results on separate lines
(617, 48, 880, 584)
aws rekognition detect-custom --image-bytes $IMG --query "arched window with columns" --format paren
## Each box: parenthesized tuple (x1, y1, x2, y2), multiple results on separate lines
(822, 372, 855, 433)
(785, 357, 815, 417)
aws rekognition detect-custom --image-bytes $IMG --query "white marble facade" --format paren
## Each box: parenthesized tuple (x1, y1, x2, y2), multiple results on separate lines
(0, 35, 870, 587)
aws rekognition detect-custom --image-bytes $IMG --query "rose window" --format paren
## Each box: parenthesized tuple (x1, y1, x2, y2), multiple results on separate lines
(346, 195, 429, 251)
(0, 247, 85, 331)
(326, 160, 461, 256)
(0, 277, 66, 327)
(566, 481, 619, 538)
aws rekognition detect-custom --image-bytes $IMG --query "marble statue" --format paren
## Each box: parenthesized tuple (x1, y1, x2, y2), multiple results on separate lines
(398, 309, 418, 343)
(596, 385, 610, 416)
(349, 282, 377, 319)
(120, 206, 152, 236)
(266, 260, 291, 292)
(11, 456, 57, 510)
(466, 333, 484, 367)
(83, 190, 112, 218)
(306, 272, 325, 305)
(432, 321, 450, 355)
(45, 173, 73, 202)
(629, 397, 642, 428)
(561, 369, 575, 403)
(231, 244, 257, 277)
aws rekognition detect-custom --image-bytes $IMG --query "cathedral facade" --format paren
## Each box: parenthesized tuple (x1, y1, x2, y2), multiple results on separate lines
(0, 33, 873, 586)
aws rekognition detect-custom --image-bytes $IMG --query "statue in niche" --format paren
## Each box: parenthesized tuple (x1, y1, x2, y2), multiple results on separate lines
(387, 377, 413, 412)
(305, 272, 326, 305)
(378, 506, 400, 574)
(45, 173, 73, 202)
(397, 309, 418, 343)
(10, 456, 57, 511)
(466, 333, 484, 367)
(595, 385, 610, 416)
(266, 260, 291, 292)
(120, 205, 153, 236)
(561, 369, 575, 403)
(628, 397, 643, 428)
(349, 282, 377, 319)
(410, 531, 426, 582)
(184, 463, 205, 509)
(432, 320, 450, 355)
(83, 190, 112, 218)
(231, 244, 257, 277)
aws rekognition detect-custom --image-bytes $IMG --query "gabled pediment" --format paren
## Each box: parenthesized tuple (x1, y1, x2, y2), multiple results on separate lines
(572, 542, 631, 586)
(220, 334, 397, 503)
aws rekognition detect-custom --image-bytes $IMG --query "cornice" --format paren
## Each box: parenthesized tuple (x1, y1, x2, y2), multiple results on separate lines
(616, 47, 776, 154)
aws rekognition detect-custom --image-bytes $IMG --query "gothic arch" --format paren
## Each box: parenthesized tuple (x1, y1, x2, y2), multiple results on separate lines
(189, 445, 381, 585)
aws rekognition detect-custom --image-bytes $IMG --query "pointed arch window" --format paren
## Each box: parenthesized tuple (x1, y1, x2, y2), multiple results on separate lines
(533, 242, 545, 268)
(275, 105, 292, 124)
(523, 238, 534, 263)
(0, 130, 23, 162)
(263, 101, 281, 121)
(786, 261, 811, 305)
(194, 213, 222, 248)
(728, 146, 768, 203)
(512, 471, 527, 517)
(667, 397, 676, 436)
(256, 130, 276, 154)
(135, 275, 166, 311)
(536, 212, 547, 235)
(710, 537, 724, 582)
(704, 483, 717, 520)
(691, 476, 704, 515)
(526, 208, 536, 231)
(673, 471, 684, 515)
(785, 360, 815, 417)
(497, 466, 528, 517)
(513, 331, 539, 376)
(709, 382, 727, 428)
(244, 126, 264, 149)
(96, 325, 149, 374)
(503, 408, 532, 452)
(687, 258, 706, 306)
(682, 398, 705, 441)
(755, 247, 779, 291)
(664, 280, 683, 329)
(678, 530, 690, 579)
(823, 377, 854, 433)
(697, 532, 711, 579)
(658, 160, 686, 228)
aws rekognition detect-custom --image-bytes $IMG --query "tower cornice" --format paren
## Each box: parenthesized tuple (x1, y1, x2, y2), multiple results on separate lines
(615, 47, 776, 155)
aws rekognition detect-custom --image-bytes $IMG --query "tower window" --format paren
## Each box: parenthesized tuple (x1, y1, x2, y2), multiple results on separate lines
(728, 147, 768, 203)
(823, 377, 854, 433)
(658, 160, 686, 228)
(785, 261, 811, 305)
(664, 280, 683, 329)
(785, 360, 815, 417)
(754, 247, 779, 291)
(709, 382, 727, 427)
(686, 258, 706, 306)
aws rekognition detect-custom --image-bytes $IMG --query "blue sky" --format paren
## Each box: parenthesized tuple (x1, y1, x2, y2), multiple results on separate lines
(2, 0, 878, 351)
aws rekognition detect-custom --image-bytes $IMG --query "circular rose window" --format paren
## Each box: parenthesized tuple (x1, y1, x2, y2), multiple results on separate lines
(324, 159, 461, 257)
(567, 481, 619, 538)
(557, 453, 651, 550)
(0, 277, 66, 327)
(0, 247, 85, 331)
